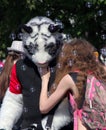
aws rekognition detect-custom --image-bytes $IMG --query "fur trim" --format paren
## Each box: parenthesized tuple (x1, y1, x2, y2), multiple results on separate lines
(0, 89, 23, 130)
(42, 98, 72, 130)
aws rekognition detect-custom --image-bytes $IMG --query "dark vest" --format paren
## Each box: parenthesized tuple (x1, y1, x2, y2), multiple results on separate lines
(16, 57, 55, 129)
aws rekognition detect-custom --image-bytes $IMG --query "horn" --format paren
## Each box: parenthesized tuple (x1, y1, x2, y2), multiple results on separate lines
(48, 24, 64, 33)
(48, 24, 59, 33)
(19, 24, 33, 34)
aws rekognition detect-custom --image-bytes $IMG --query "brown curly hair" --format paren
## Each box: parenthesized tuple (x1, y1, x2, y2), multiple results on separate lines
(50, 38, 106, 108)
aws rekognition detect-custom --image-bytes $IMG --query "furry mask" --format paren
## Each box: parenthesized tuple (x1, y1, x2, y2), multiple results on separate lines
(20, 16, 65, 66)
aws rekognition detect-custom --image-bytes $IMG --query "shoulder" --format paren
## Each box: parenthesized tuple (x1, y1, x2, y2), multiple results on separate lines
(59, 74, 76, 89)
(62, 73, 77, 83)
(61, 74, 73, 82)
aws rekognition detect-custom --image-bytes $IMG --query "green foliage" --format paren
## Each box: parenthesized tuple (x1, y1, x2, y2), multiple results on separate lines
(0, 0, 106, 59)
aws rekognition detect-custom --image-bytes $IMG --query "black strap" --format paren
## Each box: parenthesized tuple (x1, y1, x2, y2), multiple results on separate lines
(45, 115, 54, 130)
(45, 102, 60, 130)
(45, 69, 57, 129)
(69, 72, 78, 83)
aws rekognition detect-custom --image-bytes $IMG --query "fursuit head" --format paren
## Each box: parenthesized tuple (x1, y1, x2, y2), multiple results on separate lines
(21, 16, 65, 66)
(20, 16, 72, 130)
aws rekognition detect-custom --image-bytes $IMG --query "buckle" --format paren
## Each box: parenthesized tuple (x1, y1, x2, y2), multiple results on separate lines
(45, 126, 51, 130)
(27, 123, 38, 130)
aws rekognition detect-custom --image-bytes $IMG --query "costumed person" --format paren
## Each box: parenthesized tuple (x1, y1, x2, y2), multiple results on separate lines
(0, 16, 72, 130)
(0, 40, 25, 130)
(39, 38, 106, 130)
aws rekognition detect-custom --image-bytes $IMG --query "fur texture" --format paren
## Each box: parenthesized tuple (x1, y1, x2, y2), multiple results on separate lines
(0, 89, 23, 130)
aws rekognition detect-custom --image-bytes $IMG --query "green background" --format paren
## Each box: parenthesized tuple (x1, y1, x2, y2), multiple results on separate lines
(0, 0, 106, 59)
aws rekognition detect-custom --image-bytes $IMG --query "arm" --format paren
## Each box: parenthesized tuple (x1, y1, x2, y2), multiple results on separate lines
(0, 64, 23, 130)
(40, 72, 79, 114)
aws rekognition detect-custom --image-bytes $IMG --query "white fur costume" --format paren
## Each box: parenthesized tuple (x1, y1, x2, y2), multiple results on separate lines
(0, 16, 72, 130)
(0, 89, 23, 130)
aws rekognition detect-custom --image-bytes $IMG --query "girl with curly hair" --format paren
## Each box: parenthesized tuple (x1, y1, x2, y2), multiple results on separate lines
(39, 38, 106, 130)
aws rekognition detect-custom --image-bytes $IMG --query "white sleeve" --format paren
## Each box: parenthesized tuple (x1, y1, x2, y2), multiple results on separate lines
(0, 89, 23, 130)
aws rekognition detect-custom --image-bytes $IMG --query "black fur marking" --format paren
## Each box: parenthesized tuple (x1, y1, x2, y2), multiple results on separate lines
(24, 42, 38, 55)
(41, 33, 51, 38)
(22, 25, 33, 34)
(30, 33, 52, 42)
(45, 42, 58, 56)
(30, 33, 38, 39)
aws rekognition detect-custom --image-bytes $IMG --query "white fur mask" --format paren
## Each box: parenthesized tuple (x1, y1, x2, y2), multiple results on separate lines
(21, 16, 65, 66)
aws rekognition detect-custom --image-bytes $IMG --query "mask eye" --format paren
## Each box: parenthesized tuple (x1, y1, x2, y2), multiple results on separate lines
(20, 25, 33, 34)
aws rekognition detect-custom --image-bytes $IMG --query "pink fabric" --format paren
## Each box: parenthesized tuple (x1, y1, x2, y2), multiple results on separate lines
(74, 110, 78, 130)
(89, 77, 95, 100)
(77, 109, 82, 119)
(82, 75, 106, 129)
(69, 76, 106, 130)
(69, 94, 82, 130)
(0, 61, 4, 67)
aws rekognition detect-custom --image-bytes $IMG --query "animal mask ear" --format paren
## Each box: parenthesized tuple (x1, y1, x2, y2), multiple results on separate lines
(20, 25, 33, 34)
(48, 23, 64, 33)
(48, 24, 59, 33)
